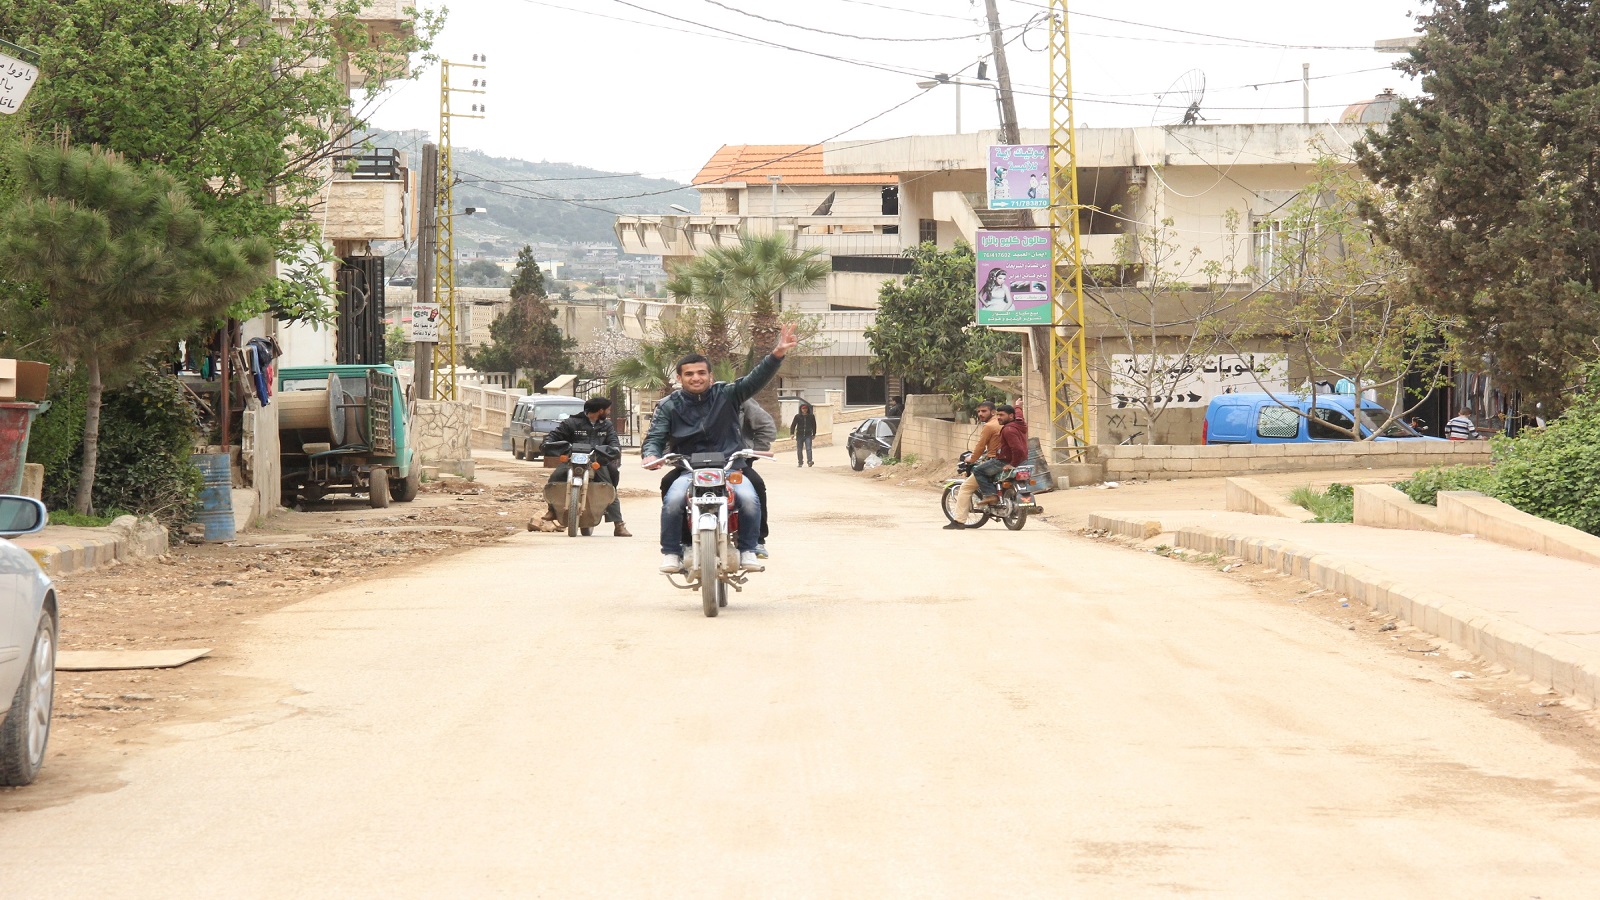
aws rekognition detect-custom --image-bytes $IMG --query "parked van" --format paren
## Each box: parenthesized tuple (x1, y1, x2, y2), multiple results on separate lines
(1203, 393, 1440, 445)
(503, 394, 587, 460)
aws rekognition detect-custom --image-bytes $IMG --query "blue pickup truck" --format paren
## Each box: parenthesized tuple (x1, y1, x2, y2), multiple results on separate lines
(1203, 393, 1441, 445)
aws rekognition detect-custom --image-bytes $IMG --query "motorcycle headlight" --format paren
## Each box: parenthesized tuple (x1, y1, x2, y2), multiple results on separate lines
(694, 470, 726, 486)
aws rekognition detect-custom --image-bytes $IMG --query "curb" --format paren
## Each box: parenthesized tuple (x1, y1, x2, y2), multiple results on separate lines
(1087, 512, 1600, 708)
(19, 516, 169, 578)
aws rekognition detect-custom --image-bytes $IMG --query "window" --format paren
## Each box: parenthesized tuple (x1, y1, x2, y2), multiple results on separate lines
(1307, 407, 1357, 441)
(1256, 405, 1299, 439)
(845, 375, 887, 406)
(1252, 218, 1286, 282)
(919, 219, 938, 244)
(881, 186, 900, 216)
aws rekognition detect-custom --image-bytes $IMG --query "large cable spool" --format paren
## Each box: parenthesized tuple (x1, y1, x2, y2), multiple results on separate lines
(277, 373, 347, 448)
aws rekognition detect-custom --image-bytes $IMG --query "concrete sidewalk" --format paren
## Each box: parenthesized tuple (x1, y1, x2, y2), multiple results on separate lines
(1087, 507, 1600, 706)
(12, 515, 168, 577)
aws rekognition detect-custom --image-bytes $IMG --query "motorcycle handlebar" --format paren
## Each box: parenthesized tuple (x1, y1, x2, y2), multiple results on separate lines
(642, 449, 770, 470)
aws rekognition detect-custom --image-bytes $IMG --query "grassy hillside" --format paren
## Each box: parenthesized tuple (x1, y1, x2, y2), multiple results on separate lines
(367, 130, 700, 248)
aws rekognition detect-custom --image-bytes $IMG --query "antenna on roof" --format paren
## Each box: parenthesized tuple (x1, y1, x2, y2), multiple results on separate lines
(1152, 69, 1207, 126)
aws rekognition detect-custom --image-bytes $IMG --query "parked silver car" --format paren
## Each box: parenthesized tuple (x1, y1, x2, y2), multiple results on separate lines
(503, 395, 587, 461)
(0, 495, 56, 786)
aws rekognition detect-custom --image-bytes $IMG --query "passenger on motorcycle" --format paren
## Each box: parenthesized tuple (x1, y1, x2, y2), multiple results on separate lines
(944, 401, 1001, 530)
(540, 396, 630, 536)
(642, 324, 798, 573)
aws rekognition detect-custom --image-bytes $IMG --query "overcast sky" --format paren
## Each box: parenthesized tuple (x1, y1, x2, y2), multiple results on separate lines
(366, 0, 1426, 180)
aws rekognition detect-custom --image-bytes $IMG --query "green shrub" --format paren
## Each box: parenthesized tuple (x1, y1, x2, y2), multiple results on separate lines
(1396, 464, 1499, 506)
(1288, 483, 1354, 523)
(38, 365, 203, 529)
(1492, 382, 1600, 535)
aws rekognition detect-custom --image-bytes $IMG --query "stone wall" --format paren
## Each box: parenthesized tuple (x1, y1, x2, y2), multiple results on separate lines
(413, 400, 473, 473)
(1095, 441, 1492, 481)
(240, 399, 280, 521)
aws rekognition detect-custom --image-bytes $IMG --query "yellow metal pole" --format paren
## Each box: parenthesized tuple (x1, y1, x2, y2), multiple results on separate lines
(1048, 0, 1092, 461)
(433, 58, 485, 402)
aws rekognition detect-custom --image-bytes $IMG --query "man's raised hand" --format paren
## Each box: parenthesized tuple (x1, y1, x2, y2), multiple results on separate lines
(773, 322, 799, 358)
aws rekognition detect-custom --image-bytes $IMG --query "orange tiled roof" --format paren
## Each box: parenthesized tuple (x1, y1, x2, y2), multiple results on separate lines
(692, 144, 897, 187)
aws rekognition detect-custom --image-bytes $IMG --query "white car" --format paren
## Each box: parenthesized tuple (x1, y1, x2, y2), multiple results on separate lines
(0, 495, 56, 786)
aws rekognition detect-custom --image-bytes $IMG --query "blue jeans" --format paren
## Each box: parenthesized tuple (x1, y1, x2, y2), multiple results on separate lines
(795, 435, 814, 465)
(973, 458, 1007, 499)
(660, 471, 762, 555)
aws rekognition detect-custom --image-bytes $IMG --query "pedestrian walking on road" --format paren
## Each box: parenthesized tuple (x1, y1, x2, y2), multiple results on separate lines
(791, 401, 817, 467)
(1444, 408, 1478, 441)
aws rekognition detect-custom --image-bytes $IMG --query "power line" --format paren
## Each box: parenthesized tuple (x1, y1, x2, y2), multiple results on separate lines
(1000, 0, 1375, 51)
(829, 0, 978, 22)
(698, 0, 996, 42)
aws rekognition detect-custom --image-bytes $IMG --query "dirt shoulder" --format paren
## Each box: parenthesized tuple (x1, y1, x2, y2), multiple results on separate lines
(3, 456, 601, 810)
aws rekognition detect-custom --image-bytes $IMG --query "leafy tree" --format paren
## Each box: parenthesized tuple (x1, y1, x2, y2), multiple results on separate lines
(0, 0, 442, 323)
(385, 325, 409, 363)
(610, 342, 677, 398)
(1357, 0, 1600, 406)
(864, 242, 1018, 414)
(1089, 197, 1252, 444)
(459, 259, 507, 286)
(1237, 157, 1462, 439)
(466, 246, 574, 385)
(0, 143, 270, 514)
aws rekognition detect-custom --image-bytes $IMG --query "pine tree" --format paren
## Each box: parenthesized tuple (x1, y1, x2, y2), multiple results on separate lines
(1358, 0, 1600, 404)
(467, 246, 575, 388)
(0, 143, 270, 514)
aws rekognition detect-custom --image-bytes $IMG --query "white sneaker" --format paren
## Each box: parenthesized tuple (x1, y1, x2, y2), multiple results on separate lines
(659, 554, 683, 573)
(739, 551, 765, 571)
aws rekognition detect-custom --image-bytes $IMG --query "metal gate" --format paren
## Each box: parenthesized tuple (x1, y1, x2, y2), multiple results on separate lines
(337, 255, 385, 365)
(573, 376, 634, 445)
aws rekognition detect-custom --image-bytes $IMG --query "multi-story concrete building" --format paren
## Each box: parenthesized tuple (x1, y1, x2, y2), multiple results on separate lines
(618, 122, 1371, 446)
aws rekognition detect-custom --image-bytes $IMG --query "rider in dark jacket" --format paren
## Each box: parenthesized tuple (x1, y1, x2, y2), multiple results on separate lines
(643, 325, 796, 572)
(539, 397, 629, 536)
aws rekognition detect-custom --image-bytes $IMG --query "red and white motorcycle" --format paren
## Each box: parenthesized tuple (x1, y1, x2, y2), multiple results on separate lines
(648, 449, 768, 617)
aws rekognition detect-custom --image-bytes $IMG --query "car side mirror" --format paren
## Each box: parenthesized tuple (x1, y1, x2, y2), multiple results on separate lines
(0, 496, 48, 538)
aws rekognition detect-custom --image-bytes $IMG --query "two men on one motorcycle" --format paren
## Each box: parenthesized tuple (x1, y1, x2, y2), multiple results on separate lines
(538, 396, 630, 537)
(642, 324, 798, 573)
(944, 401, 1028, 530)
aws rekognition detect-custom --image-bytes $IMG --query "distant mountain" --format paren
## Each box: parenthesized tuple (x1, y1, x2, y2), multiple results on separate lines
(367, 129, 700, 250)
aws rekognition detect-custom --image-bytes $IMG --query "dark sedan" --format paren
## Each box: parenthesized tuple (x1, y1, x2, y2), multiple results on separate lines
(846, 417, 899, 471)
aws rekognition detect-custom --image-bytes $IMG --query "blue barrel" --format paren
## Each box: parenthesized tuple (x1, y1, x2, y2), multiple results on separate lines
(191, 453, 236, 542)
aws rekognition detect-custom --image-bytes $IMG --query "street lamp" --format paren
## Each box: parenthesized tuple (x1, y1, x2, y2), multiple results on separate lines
(916, 71, 990, 134)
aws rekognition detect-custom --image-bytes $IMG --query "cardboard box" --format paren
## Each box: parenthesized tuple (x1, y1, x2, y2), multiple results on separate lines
(0, 360, 49, 402)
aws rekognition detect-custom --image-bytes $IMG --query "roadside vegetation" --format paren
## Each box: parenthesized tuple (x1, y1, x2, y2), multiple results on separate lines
(1288, 483, 1354, 524)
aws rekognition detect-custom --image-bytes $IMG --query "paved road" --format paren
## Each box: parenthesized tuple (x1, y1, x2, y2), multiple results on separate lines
(4, 457, 1600, 897)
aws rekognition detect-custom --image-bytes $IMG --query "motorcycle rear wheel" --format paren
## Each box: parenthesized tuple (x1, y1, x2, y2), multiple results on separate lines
(698, 538, 722, 617)
(940, 482, 989, 528)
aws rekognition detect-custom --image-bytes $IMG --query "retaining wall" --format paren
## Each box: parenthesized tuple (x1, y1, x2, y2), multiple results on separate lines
(1353, 484, 1446, 532)
(1095, 441, 1492, 481)
(1224, 477, 1312, 520)
(1438, 492, 1600, 568)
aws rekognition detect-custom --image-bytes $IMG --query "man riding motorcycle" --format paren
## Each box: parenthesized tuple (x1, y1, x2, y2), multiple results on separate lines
(642, 324, 797, 574)
(538, 396, 630, 537)
(943, 400, 1001, 531)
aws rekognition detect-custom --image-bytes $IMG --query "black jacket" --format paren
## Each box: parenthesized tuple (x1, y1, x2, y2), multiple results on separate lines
(789, 407, 817, 439)
(642, 354, 783, 462)
(541, 412, 621, 460)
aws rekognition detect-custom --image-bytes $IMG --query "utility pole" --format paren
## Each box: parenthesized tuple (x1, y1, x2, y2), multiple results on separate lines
(1302, 63, 1311, 124)
(983, 0, 1022, 145)
(415, 142, 438, 401)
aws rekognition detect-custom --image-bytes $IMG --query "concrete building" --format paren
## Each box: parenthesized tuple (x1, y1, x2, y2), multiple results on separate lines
(618, 123, 1370, 444)
(616, 144, 901, 406)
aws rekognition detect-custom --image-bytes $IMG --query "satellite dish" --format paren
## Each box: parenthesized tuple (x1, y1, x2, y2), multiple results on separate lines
(1152, 69, 1207, 126)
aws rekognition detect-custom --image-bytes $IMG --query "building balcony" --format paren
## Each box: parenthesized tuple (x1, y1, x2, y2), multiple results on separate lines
(323, 148, 411, 242)
(271, 0, 416, 87)
(614, 214, 903, 259)
(813, 310, 878, 357)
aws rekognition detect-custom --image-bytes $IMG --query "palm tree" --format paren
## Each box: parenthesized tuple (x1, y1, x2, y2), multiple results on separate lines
(666, 232, 827, 416)
(610, 342, 675, 398)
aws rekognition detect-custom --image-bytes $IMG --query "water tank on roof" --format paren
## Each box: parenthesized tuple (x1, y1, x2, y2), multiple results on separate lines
(1342, 89, 1402, 125)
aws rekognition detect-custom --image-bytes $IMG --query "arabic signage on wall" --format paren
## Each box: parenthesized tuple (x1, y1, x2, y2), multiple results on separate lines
(1109, 353, 1289, 409)
(410, 303, 442, 342)
(987, 145, 1049, 210)
(975, 229, 1052, 327)
(0, 40, 39, 116)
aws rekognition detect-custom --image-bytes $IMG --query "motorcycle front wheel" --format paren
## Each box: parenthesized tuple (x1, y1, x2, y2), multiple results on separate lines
(940, 482, 989, 529)
(698, 537, 722, 617)
(567, 481, 581, 537)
